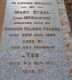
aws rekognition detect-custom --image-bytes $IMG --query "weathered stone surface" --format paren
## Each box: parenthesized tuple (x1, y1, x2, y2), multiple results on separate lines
(0, 0, 72, 80)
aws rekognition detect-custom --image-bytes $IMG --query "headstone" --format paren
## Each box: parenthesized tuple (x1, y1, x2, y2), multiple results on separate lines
(0, 0, 71, 80)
